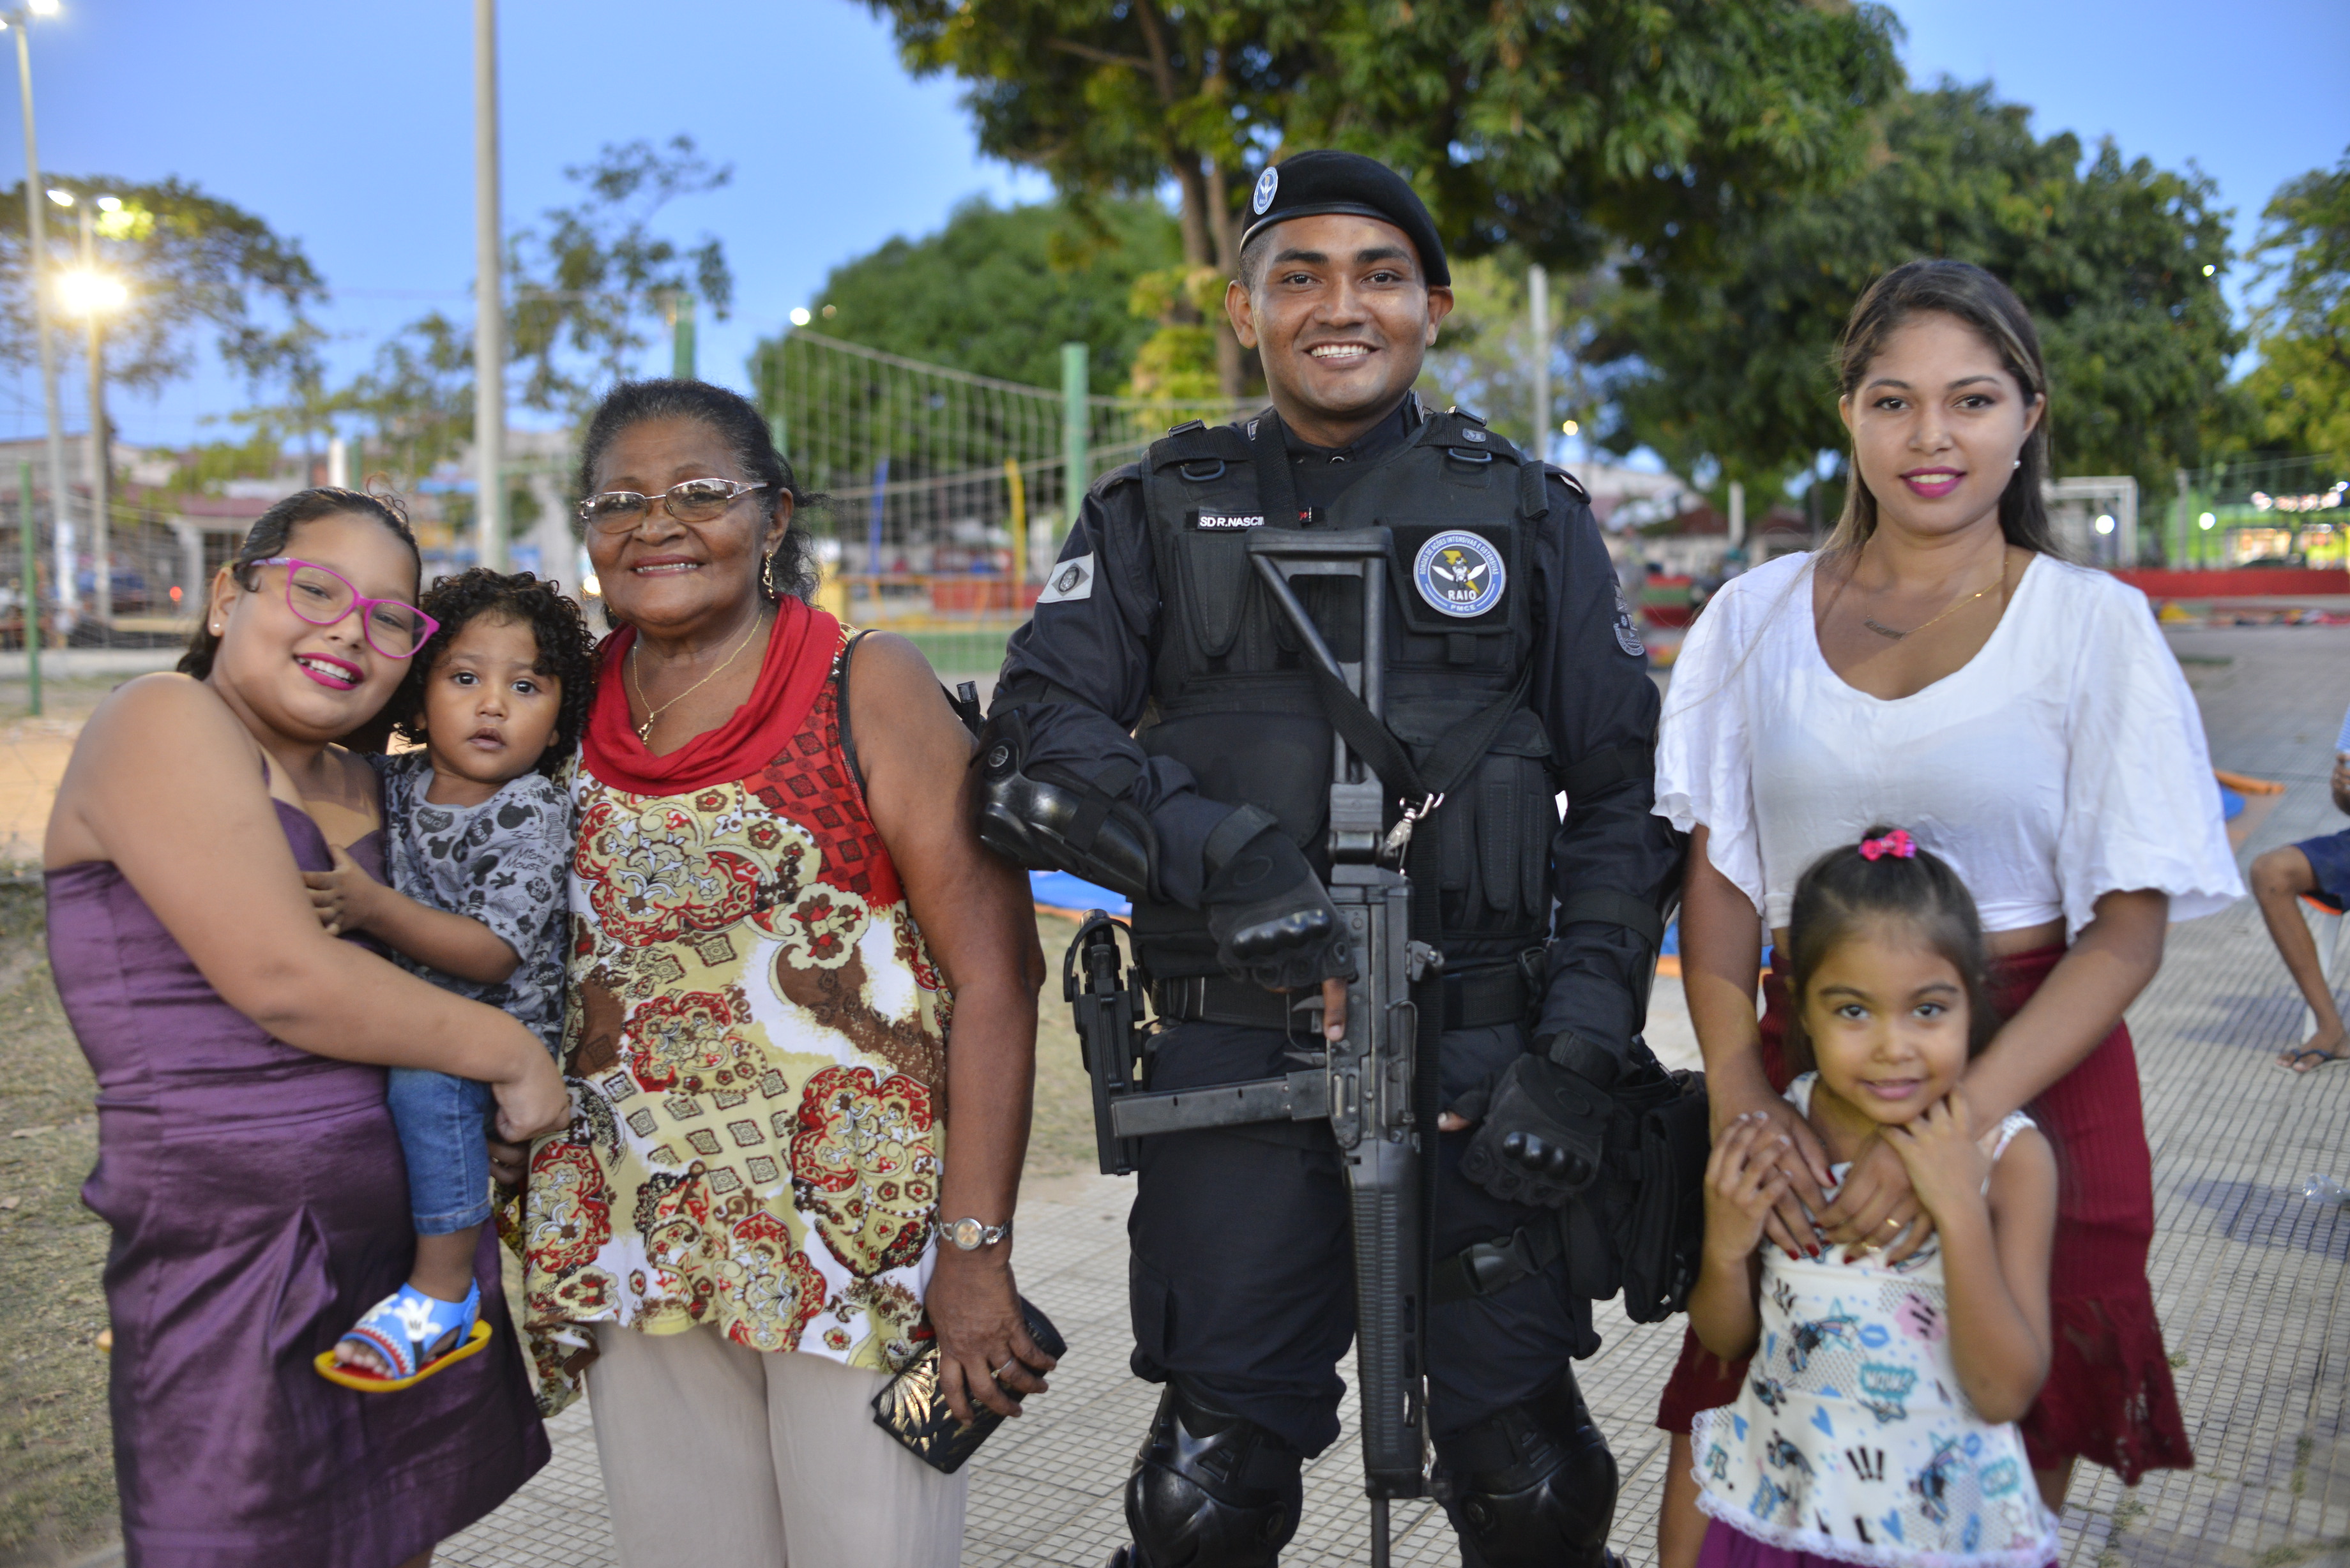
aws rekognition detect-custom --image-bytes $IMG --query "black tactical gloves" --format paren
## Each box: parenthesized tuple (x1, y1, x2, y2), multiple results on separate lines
(1455, 1051, 1614, 1209)
(1204, 825, 1356, 993)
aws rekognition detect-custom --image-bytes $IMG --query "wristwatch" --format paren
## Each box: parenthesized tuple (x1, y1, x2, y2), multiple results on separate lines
(943, 1216, 1013, 1251)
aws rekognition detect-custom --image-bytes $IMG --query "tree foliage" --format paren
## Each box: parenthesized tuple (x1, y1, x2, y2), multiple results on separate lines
(1588, 84, 2241, 511)
(334, 312, 476, 481)
(0, 174, 325, 401)
(2243, 149, 2350, 459)
(770, 196, 1178, 390)
(331, 136, 733, 478)
(860, 0, 1902, 393)
(508, 135, 735, 418)
(1413, 255, 1614, 456)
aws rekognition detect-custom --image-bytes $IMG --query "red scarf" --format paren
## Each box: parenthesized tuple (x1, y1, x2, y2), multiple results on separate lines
(582, 596, 840, 795)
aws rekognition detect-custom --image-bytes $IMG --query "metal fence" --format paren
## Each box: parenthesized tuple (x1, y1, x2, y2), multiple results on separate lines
(760, 328, 1244, 580)
(3, 331, 1253, 677)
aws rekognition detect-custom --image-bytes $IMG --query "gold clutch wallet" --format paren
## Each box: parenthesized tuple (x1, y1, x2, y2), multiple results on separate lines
(869, 1295, 1068, 1474)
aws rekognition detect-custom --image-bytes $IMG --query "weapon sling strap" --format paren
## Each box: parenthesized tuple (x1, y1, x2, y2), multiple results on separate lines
(1251, 407, 1535, 1398)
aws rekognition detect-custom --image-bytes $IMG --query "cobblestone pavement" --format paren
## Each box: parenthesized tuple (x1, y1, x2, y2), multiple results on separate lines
(434, 623, 2350, 1568)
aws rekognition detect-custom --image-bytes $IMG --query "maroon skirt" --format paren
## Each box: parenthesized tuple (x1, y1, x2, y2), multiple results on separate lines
(1654, 942, 2193, 1482)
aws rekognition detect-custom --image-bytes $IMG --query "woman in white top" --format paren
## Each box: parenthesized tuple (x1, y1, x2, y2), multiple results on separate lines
(1648, 259, 2242, 1568)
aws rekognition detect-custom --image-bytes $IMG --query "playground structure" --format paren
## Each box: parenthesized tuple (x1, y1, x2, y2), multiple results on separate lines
(2171, 453, 2350, 569)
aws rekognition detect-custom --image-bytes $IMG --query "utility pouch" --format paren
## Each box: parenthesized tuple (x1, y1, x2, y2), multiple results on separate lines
(1563, 1057, 1709, 1322)
(1617, 1070, 1711, 1323)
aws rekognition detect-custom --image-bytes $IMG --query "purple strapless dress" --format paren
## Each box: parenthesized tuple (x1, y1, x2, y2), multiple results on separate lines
(45, 801, 548, 1567)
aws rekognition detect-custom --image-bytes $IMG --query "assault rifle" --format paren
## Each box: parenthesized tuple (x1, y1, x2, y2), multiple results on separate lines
(1065, 527, 1436, 1567)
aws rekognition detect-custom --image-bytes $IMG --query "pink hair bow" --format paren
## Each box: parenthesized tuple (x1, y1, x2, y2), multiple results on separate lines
(1859, 829, 1917, 861)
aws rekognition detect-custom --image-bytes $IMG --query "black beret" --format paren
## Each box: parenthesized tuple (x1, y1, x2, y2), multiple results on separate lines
(1238, 150, 1450, 288)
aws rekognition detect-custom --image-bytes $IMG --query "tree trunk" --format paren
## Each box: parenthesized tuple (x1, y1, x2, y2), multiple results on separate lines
(1206, 162, 1245, 398)
(1174, 154, 1214, 269)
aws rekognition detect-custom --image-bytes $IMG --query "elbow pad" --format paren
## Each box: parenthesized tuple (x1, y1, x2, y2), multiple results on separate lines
(974, 707, 1156, 900)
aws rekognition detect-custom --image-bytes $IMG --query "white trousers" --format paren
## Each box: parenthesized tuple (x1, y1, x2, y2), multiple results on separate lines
(588, 1323, 968, 1568)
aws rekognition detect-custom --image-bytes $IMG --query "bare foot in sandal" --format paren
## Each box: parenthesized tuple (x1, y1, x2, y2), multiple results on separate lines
(2280, 1028, 2349, 1073)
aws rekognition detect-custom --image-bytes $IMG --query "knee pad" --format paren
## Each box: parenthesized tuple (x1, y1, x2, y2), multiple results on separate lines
(1434, 1371, 1619, 1568)
(1115, 1378, 1303, 1568)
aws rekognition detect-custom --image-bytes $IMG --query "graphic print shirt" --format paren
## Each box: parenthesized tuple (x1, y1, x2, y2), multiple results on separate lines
(370, 750, 570, 1055)
(1690, 1076, 2059, 1567)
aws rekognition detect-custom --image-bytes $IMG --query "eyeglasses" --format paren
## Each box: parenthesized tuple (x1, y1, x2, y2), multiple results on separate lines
(575, 477, 772, 535)
(250, 557, 439, 659)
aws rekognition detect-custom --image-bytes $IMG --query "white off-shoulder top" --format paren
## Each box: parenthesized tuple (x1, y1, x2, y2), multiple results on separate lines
(1654, 550, 2243, 936)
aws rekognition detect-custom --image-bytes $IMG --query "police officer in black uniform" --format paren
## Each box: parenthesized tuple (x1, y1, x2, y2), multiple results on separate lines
(977, 151, 1682, 1568)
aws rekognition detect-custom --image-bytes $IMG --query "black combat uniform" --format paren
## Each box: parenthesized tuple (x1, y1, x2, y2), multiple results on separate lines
(981, 150, 1682, 1568)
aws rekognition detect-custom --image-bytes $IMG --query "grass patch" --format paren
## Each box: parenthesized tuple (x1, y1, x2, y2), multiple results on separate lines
(0, 882, 114, 1566)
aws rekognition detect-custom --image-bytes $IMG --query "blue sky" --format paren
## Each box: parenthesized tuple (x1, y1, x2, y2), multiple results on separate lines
(0, 0, 2342, 449)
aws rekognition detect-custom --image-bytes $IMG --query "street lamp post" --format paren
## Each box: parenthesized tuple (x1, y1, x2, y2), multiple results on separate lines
(3, 0, 70, 651)
(472, 0, 506, 570)
(54, 188, 119, 631)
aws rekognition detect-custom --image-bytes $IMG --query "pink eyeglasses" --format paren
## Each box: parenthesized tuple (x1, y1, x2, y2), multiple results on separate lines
(251, 557, 439, 659)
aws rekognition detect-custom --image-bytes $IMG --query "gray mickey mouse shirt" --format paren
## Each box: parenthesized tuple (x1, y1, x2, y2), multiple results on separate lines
(368, 750, 570, 1056)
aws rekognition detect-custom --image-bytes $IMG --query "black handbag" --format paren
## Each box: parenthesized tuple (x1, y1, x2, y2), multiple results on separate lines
(869, 1296, 1067, 1475)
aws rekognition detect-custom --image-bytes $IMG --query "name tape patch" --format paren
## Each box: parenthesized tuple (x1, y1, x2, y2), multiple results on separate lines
(1412, 530, 1506, 619)
(1036, 553, 1096, 605)
(1191, 512, 1266, 531)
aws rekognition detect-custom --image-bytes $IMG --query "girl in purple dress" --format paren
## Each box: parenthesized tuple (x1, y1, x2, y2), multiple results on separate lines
(43, 488, 568, 1567)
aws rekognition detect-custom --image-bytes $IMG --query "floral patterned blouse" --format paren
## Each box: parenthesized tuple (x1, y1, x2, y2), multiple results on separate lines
(518, 627, 950, 1411)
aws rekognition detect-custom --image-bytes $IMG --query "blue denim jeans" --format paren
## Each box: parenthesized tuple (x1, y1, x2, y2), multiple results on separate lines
(386, 1067, 497, 1235)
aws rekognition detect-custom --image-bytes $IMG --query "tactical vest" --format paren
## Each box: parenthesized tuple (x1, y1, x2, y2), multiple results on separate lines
(1125, 407, 1561, 979)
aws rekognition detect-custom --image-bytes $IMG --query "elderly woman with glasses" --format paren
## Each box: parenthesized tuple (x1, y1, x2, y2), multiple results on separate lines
(506, 379, 1049, 1567)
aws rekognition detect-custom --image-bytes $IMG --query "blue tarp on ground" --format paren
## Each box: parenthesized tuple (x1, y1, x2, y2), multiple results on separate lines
(1031, 870, 1130, 916)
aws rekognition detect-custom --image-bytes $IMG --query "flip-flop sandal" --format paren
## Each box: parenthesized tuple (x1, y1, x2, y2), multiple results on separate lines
(2280, 1048, 2349, 1074)
(315, 1281, 491, 1392)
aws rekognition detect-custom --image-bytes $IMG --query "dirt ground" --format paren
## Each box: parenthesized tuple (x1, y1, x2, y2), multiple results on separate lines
(0, 882, 112, 1566)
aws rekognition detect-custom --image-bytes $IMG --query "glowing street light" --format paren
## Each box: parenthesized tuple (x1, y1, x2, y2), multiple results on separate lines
(57, 266, 125, 316)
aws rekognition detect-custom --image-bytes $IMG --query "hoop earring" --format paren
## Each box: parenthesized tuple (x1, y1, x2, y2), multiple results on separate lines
(761, 552, 777, 601)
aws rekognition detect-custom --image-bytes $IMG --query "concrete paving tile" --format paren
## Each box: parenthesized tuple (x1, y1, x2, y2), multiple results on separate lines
(438, 625, 2350, 1565)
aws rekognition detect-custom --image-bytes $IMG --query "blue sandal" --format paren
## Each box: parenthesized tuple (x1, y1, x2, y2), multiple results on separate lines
(315, 1281, 492, 1392)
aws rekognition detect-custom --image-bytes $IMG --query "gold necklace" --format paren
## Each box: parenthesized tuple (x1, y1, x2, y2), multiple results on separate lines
(1860, 553, 2010, 640)
(628, 614, 766, 743)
